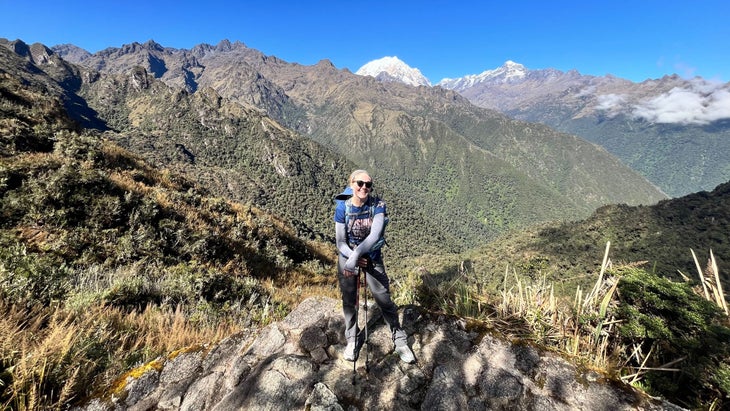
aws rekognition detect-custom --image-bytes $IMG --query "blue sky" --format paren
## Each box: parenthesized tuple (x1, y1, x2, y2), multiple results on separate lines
(1, 0, 728, 83)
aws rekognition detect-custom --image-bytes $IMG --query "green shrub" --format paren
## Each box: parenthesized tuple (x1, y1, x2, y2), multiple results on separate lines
(613, 267, 730, 407)
(0, 242, 71, 306)
(103, 270, 163, 309)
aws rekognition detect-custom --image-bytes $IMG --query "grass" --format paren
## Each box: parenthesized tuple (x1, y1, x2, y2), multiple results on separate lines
(0, 129, 343, 409)
(403, 242, 730, 409)
(2, 239, 728, 409)
(0, 300, 242, 410)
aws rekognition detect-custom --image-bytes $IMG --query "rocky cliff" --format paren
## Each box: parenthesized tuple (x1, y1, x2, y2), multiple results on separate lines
(76, 297, 683, 410)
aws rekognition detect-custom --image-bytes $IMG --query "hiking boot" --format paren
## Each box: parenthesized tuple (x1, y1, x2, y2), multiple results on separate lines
(343, 341, 357, 361)
(392, 328, 415, 363)
(395, 341, 415, 363)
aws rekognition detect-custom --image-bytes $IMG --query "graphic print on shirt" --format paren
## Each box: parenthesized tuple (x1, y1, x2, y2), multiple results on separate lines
(348, 214, 372, 245)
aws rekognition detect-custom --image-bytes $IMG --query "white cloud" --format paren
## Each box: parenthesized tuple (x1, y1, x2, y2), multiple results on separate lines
(595, 93, 626, 112)
(631, 80, 730, 125)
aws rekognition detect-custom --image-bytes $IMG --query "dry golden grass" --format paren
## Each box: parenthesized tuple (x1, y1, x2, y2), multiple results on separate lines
(692, 248, 728, 315)
(2, 151, 59, 170)
(0, 300, 241, 410)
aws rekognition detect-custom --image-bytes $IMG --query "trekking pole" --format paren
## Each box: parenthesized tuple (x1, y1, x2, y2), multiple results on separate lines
(352, 268, 360, 385)
(362, 265, 370, 374)
(362, 271, 370, 373)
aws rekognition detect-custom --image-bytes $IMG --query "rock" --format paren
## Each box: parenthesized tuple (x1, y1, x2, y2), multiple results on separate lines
(305, 382, 343, 411)
(73, 296, 685, 411)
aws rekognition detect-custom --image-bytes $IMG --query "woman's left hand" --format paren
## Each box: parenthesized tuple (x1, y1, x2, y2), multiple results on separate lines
(357, 257, 369, 268)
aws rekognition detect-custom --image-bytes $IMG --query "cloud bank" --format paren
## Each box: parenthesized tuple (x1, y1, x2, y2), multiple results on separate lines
(632, 82, 730, 125)
(596, 80, 730, 125)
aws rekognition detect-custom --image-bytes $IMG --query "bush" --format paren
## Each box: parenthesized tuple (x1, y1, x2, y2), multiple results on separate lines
(0, 241, 71, 306)
(612, 267, 730, 408)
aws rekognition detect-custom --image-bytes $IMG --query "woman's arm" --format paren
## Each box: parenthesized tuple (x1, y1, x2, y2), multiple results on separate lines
(335, 222, 352, 258)
(344, 213, 384, 271)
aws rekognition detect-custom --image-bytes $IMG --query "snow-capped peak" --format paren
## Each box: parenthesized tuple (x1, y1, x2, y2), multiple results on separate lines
(355, 56, 431, 87)
(438, 60, 528, 90)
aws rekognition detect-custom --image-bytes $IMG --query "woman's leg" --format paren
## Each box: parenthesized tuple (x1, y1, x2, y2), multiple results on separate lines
(365, 260, 402, 333)
(338, 254, 359, 343)
(366, 259, 415, 363)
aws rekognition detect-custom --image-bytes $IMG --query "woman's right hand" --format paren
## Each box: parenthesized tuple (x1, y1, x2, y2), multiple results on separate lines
(343, 257, 368, 276)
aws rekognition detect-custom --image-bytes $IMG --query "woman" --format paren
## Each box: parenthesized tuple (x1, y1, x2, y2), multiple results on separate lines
(333, 169, 415, 363)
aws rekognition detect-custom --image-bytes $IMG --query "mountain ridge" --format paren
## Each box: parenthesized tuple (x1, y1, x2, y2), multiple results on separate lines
(350, 54, 730, 197)
(39, 38, 668, 253)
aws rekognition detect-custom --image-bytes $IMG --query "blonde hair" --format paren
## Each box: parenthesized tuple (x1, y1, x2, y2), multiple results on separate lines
(349, 169, 371, 183)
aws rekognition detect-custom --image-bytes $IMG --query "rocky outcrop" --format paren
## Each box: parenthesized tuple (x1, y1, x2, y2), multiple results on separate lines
(75, 297, 683, 410)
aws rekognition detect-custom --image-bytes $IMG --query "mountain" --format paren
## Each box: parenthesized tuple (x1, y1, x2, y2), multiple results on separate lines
(48, 39, 667, 255)
(435, 61, 730, 198)
(0, 39, 348, 242)
(438, 60, 534, 88)
(2, 39, 727, 410)
(48, 42, 91, 62)
(0, 42, 333, 284)
(0, 48, 349, 408)
(355, 56, 431, 87)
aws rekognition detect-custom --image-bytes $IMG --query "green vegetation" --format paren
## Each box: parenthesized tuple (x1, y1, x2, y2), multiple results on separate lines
(0, 69, 337, 407)
(2, 40, 729, 410)
(613, 266, 730, 406)
(400, 243, 730, 409)
(403, 179, 730, 300)
(541, 112, 730, 198)
(0, 131, 339, 407)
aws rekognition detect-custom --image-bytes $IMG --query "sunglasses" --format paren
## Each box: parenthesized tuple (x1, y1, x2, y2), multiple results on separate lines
(354, 180, 373, 189)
